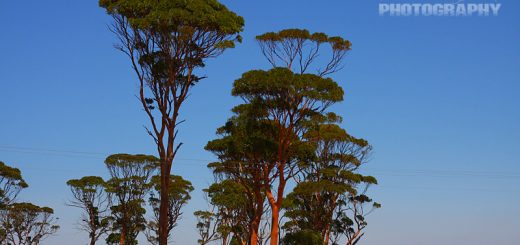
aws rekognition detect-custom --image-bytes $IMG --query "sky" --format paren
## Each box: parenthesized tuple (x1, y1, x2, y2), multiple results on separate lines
(0, 0, 519, 244)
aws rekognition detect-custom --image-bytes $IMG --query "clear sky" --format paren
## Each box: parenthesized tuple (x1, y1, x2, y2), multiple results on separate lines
(1, 1, 519, 244)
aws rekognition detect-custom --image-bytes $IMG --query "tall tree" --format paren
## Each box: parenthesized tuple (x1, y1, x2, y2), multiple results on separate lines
(232, 66, 344, 245)
(0, 161, 28, 208)
(1, 202, 59, 245)
(98, 1, 244, 244)
(242, 29, 350, 245)
(66, 176, 111, 245)
(146, 175, 193, 244)
(104, 154, 157, 245)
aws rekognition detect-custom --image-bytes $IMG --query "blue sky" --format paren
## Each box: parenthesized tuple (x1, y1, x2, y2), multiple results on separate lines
(0, 1, 519, 244)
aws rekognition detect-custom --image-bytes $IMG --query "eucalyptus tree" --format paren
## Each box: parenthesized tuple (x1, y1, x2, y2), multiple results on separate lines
(0, 161, 28, 207)
(232, 66, 344, 244)
(194, 210, 219, 245)
(245, 29, 351, 245)
(0, 161, 28, 242)
(98, 1, 244, 243)
(1, 202, 59, 245)
(145, 174, 193, 244)
(104, 154, 158, 245)
(332, 194, 380, 245)
(194, 180, 252, 245)
(66, 176, 111, 245)
(205, 114, 272, 244)
(283, 123, 378, 244)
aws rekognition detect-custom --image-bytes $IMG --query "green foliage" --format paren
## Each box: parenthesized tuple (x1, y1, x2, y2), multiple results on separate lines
(1, 202, 59, 244)
(104, 154, 157, 245)
(232, 68, 344, 103)
(281, 230, 323, 245)
(194, 210, 218, 245)
(256, 29, 351, 51)
(66, 176, 110, 244)
(0, 161, 28, 206)
(146, 175, 193, 244)
(67, 176, 105, 192)
(99, 0, 244, 41)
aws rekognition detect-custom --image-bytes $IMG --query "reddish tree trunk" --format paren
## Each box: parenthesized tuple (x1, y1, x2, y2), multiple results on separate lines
(159, 162, 170, 245)
(269, 204, 279, 245)
(120, 226, 126, 245)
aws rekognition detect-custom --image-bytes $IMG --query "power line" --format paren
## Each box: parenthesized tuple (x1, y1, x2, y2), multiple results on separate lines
(1, 144, 520, 179)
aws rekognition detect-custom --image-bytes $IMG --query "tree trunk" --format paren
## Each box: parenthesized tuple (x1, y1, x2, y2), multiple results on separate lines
(323, 227, 331, 245)
(250, 190, 264, 245)
(268, 204, 279, 245)
(250, 213, 260, 245)
(159, 162, 170, 245)
(222, 234, 228, 245)
(120, 225, 126, 245)
(90, 232, 96, 245)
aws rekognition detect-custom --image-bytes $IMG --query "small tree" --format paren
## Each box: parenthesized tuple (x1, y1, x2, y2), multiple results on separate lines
(146, 175, 193, 244)
(283, 123, 378, 245)
(332, 194, 380, 245)
(0, 161, 28, 207)
(194, 210, 219, 245)
(206, 115, 272, 244)
(104, 154, 158, 245)
(1, 202, 59, 245)
(98, 1, 244, 243)
(67, 176, 111, 245)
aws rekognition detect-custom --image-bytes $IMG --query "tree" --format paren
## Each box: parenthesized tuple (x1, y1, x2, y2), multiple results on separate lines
(206, 115, 272, 244)
(0, 161, 28, 207)
(104, 154, 158, 245)
(66, 176, 111, 245)
(1, 202, 59, 245)
(194, 180, 251, 245)
(0, 161, 29, 242)
(231, 29, 350, 245)
(231, 66, 344, 245)
(146, 175, 193, 244)
(98, 1, 244, 244)
(282, 123, 376, 244)
(206, 180, 252, 245)
(332, 194, 380, 245)
(194, 210, 219, 245)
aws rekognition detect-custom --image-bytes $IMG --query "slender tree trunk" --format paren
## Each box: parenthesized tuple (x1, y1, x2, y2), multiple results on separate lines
(267, 180, 285, 245)
(90, 232, 96, 245)
(250, 190, 264, 245)
(222, 234, 228, 245)
(159, 160, 171, 245)
(120, 225, 126, 245)
(250, 212, 261, 245)
(323, 227, 331, 245)
(268, 204, 279, 245)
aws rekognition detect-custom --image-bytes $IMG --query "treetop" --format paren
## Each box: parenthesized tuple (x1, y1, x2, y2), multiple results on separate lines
(0, 161, 28, 188)
(232, 68, 344, 103)
(66, 176, 105, 188)
(99, 0, 244, 42)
